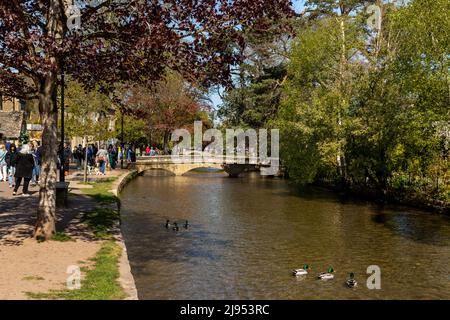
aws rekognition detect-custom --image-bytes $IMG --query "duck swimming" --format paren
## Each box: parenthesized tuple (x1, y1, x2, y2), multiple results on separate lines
(172, 222, 179, 232)
(346, 272, 357, 288)
(318, 267, 335, 280)
(184, 220, 189, 229)
(292, 264, 309, 276)
(165, 220, 170, 229)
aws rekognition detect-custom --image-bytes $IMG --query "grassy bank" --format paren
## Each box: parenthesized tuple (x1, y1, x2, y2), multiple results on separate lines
(27, 241, 126, 300)
(30, 175, 127, 300)
(80, 177, 119, 204)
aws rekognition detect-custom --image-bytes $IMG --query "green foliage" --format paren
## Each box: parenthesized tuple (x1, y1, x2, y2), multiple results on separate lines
(276, 14, 365, 184)
(50, 232, 74, 242)
(79, 177, 120, 239)
(82, 208, 120, 240)
(217, 0, 449, 209)
(220, 64, 287, 128)
(219, 17, 294, 128)
(278, 0, 448, 207)
(19, 131, 29, 145)
(64, 80, 115, 142)
(80, 177, 118, 205)
(114, 113, 147, 144)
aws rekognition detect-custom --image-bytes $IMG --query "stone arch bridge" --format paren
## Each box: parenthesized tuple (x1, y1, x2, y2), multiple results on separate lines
(128, 155, 278, 177)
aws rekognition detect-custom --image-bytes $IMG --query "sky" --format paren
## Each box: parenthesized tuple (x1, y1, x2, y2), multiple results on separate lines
(208, 0, 305, 112)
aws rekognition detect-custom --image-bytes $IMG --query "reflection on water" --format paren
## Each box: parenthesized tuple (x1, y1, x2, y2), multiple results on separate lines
(120, 171, 450, 300)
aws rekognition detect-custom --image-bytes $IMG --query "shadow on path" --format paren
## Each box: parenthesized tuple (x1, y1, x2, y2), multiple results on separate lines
(0, 182, 107, 246)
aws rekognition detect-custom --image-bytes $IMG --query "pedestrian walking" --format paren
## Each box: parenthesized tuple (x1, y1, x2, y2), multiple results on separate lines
(31, 140, 42, 186)
(0, 144, 7, 182)
(13, 144, 35, 196)
(5, 144, 18, 188)
(73, 144, 83, 170)
(108, 144, 117, 170)
(96, 145, 108, 175)
(63, 142, 72, 176)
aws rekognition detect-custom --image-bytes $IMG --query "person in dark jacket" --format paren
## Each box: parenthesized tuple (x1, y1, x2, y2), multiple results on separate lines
(13, 144, 35, 196)
(63, 142, 72, 176)
(5, 144, 18, 188)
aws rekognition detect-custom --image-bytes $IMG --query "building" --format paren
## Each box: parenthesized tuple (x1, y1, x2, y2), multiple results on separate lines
(0, 96, 26, 112)
(0, 111, 26, 142)
(0, 96, 27, 143)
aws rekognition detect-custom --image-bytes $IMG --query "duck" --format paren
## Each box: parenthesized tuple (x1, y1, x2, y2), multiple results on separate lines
(318, 266, 335, 280)
(184, 220, 189, 229)
(172, 222, 179, 232)
(292, 264, 309, 276)
(165, 220, 171, 229)
(346, 272, 357, 288)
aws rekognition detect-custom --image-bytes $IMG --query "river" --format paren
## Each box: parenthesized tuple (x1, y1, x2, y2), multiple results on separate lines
(120, 170, 450, 299)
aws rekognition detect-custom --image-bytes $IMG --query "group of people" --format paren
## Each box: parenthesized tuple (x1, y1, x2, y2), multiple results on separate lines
(0, 140, 142, 196)
(64, 143, 137, 176)
(142, 145, 161, 156)
(0, 140, 42, 196)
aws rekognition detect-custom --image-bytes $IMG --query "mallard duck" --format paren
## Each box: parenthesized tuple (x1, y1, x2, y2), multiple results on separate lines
(346, 272, 357, 288)
(172, 222, 179, 232)
(165, 220, 171, 229)
(184, 220, 189, 229)
(292, 264, 309, 276)
(318, 267, 334, 280)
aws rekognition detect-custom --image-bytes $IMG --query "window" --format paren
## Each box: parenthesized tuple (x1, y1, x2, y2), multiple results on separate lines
(20, 99, 26, 111)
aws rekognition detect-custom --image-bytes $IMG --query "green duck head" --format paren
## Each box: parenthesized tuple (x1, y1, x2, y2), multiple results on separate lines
(327, 266, 334, 273)
(303, 264, 309, 270)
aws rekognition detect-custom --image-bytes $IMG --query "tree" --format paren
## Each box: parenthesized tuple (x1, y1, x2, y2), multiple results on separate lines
(125, 70, 212, 153)
(278, 0, 449, 207)
(0, 0, 293, 240)
(114, 113, 147, 146)
(65, 80, 114, 142)
(351, 0, 450, 195)
(276, 2, 368, 185)
(218, 17, 295, 128)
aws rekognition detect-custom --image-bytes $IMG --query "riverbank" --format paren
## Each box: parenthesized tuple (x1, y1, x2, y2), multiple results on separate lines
(309, 180, 449, 214)
(0, 168, 138, 300)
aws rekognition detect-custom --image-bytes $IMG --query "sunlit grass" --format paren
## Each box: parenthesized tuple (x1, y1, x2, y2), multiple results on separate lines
(50, 232, 74, 242)
(26, 241, 126, 300)
(80, 177, 118, 204)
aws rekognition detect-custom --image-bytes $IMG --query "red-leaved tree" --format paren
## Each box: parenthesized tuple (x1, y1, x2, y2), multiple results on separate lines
(0, 0, 293, 240)
(126, 70, 211, 153)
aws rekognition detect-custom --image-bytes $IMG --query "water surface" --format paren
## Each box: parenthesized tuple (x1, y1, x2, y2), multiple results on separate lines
(120, 171, 450, 299)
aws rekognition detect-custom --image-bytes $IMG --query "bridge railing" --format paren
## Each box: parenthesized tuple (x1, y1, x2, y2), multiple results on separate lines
(135, 155, 278, 166)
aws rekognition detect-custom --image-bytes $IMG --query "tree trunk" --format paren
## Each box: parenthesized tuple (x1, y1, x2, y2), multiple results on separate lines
(163, 130, 170, 154)
(337, 16, 348, 184)
(34, 0, 64, 240)
(34, 75, 58, 240)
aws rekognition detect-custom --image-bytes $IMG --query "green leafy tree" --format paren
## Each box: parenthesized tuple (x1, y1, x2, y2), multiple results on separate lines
(276, 11, 366, 184)
(65, 81, 115, 143)
(218, 17, 296, 128)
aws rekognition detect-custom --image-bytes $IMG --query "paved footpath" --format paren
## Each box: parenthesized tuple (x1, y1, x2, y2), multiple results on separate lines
(0, 168, 126, 299)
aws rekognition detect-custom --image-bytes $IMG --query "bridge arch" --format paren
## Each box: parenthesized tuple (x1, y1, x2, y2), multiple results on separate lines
(130, 155, 278, 177)
(134, 162, 224, 176)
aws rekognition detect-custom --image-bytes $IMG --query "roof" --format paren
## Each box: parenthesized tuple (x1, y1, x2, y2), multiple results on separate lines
(0, 111, 25, 138)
